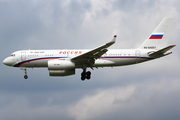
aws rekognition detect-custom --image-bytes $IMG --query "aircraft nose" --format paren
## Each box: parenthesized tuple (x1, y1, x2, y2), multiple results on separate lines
(3, 57, 13, 66)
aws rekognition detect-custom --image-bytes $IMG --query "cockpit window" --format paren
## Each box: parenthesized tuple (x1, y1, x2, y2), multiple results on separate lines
(10, 54, 15, 57)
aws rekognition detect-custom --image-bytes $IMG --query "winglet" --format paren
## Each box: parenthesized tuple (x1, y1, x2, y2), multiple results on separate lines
(111, 35, 117, 43)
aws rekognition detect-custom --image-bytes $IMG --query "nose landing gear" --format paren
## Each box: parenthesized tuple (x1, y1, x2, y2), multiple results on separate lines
(24, 74, 28, 79)
(21, 68, 28, 79)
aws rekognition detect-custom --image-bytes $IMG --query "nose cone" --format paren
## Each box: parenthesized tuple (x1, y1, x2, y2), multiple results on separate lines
(3, 57, 13, 66)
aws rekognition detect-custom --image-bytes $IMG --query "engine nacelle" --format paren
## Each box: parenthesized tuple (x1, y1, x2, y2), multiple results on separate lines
(49, 69, 75, 76)
(48, 60, 75, 70)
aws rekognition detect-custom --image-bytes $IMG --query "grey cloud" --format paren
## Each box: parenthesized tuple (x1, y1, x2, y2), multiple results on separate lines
(68, 79, 180, 120)
(0, 0, 92, 50)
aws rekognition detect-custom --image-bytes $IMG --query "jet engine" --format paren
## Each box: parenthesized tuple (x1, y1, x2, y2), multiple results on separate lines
(48, 60, 75, 76)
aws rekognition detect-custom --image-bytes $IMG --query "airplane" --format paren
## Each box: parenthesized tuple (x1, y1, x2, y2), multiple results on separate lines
(3, 17, 175, 81)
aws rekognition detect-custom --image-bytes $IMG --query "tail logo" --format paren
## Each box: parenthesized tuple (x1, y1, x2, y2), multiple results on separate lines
(149, 33, 164, 39)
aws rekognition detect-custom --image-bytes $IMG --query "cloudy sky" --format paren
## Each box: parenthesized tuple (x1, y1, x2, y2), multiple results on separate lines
(0, 0, 180, 120)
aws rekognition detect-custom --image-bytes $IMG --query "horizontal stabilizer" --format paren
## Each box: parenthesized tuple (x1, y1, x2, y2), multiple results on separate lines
(148, 45, 176, 57)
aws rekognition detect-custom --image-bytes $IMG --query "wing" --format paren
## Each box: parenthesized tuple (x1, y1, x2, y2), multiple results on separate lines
(71, 35, 117, 67)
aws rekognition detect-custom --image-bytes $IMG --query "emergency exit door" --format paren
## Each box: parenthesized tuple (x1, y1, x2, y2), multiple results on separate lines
(21, 52, 26, 61)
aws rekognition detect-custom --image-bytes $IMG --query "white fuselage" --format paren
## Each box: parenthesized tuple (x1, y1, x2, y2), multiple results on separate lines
(3, 49, 153, 68)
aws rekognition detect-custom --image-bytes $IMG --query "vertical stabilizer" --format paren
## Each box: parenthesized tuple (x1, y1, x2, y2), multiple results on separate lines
(139, 17, 174, 50)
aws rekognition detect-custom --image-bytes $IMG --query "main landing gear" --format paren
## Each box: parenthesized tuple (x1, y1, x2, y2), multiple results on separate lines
(81, 69, 91, 81)
(21, 68, 28, 79)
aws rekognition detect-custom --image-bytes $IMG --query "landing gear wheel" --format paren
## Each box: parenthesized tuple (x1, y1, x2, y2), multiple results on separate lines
(81, 72, 86, 76)
(86, 76, 91, 80)
(81, 72, 86, 81)
(86, 71, 91, 80)
(81, 77, 85, 81)
(24, 75, 28, 79)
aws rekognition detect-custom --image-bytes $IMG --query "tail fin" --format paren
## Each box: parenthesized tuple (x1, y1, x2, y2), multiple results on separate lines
(139, 17, 174, 50)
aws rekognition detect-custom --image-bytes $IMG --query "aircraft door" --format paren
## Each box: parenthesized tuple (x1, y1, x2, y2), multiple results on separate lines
(21, 52, 26, 61)
(135, 50, 141, 58)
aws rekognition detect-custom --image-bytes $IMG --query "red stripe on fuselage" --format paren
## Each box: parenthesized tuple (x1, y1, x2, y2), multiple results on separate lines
(15, 57, 62, 67)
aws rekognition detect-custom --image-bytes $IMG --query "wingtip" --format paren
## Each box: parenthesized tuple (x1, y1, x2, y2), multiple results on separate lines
(170, 45, 176, 47)
(110, 35, 116, 43)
